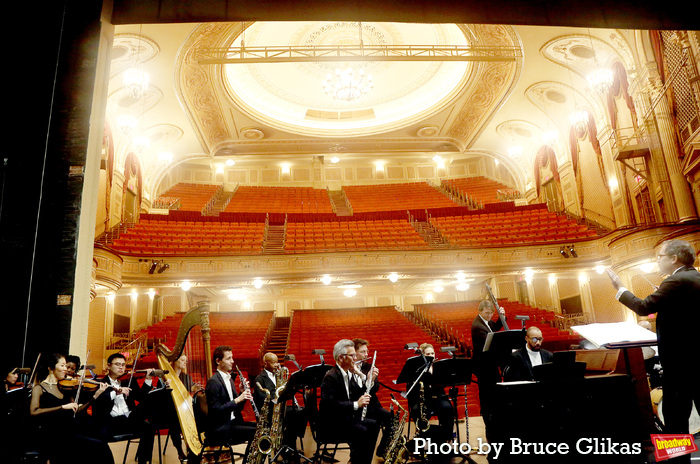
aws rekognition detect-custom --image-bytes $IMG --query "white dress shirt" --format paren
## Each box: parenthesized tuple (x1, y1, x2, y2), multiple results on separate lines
(108, 377, 130, 418)
(218, 369, 236, 420)
(337, 366, 360, 410)
(525, 345, 543, 368)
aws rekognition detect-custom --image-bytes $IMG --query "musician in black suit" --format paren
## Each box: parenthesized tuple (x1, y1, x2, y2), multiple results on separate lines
(90, 353, 157, 464)
(320, 339, 380, 464)
(503, 326, 554, 382)
(470, 299, 506, 436)
(253, 352, 307, 449)
(353, 338, 393, 456)
(205, 345, 256, 458)
(608, 239, 700, 446)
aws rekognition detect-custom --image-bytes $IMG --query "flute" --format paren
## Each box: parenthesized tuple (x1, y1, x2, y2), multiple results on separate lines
(361, 351, 377, 421)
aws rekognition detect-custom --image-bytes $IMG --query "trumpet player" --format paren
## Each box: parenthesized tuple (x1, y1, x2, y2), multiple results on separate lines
(320, 339, 380, 464)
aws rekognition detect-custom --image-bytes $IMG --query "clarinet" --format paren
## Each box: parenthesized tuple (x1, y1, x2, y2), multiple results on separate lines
(235, 364, 260, 420)
(361, 351, 377, 421)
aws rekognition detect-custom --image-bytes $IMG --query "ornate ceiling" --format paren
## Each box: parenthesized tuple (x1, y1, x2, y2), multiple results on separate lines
(107, 22, 635, 198)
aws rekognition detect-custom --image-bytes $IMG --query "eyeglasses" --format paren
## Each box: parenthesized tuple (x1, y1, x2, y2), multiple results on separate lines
(528, 337, 543, 342)
(656, 253, 670, 260)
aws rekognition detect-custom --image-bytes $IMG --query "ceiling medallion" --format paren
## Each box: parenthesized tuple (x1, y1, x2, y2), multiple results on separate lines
(323, 67, 374, 102)
(417, 125, 440, 137)
(240, 127, 265, 140)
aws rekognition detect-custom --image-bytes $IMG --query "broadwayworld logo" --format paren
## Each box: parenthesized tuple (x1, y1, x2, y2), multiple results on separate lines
(651, 434, 698, 461)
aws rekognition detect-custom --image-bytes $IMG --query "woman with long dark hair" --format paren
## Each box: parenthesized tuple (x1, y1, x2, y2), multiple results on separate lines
(29, 353, 114, 464)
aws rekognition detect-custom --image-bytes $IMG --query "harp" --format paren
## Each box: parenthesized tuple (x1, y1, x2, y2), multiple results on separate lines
(155, 294, 213, 456)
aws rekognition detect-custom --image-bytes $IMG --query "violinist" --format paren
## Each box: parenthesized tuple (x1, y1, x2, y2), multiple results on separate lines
(29, 353, 114, 464)
(65, 355, 81, 379)
(4, 366, 19, 392)
(91, 352, 157, 464)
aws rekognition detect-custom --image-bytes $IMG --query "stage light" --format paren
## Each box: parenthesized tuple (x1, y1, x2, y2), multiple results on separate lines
(388, 273, 399, 283)
(560, 247, 569, 258)
(148, 260, 158, 274)
(157, 262, 169, 273)
(569, 245, 578, 258)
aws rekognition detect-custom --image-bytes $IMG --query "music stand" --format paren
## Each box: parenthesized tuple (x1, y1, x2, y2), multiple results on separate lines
(432, 358, 476, 463)
(396, 355, 433, 395)
(484, 329, 526, 370)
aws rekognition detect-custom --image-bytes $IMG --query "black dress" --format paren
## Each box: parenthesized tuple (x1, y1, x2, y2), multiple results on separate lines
(32, 383, 114, 464)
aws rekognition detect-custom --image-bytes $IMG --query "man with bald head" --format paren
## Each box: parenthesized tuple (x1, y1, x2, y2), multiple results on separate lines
(253, 352, 307, 450)
(503, 326, 554, 382)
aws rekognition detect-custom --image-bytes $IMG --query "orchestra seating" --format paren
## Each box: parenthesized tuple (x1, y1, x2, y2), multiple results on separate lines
(342, 182, 458, 213)
(225, 186, 334, 214)
(430, 204, 597, 247)
(110, 218, 266, 255)
(155, 182, 222, 211)
(441, 176, 515, 206)
(284, 219, 431, 253)
(413, 300, 583, 354)
(285, 306, 479, 417)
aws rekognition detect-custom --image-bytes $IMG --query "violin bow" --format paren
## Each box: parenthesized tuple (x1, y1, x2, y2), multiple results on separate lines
(127, 341, 143, 390)
(73, 349, 91, 417)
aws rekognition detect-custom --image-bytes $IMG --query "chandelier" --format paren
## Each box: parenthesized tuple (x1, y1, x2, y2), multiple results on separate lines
(569, 109, 589, 133)
(123, 66, 149, 100)
(323, 68, 373, 102)
(117, 113, 138, 135)
(587, 67, 614, 94)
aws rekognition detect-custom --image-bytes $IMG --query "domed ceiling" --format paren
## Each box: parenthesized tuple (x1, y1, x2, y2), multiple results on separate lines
(223, 21, 472, 136)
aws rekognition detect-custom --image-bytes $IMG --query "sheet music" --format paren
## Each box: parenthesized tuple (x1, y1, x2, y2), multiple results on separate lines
(571, 322, 657, 348)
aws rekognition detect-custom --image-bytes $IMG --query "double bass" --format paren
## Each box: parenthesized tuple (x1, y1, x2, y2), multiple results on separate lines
(484, 282, 509, 330)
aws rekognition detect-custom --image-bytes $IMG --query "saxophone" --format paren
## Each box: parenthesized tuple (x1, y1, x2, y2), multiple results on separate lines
(383, 394, 409, 464)
(268, 366, 289, 458)
(414, 381, 430, 436)
(246, 383, 272, 464)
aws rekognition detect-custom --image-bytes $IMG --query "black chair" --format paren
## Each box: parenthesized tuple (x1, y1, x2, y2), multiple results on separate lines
(107, 430, 163, 464)
(303, 388, 350, 464)
(192, 390, 247, 463)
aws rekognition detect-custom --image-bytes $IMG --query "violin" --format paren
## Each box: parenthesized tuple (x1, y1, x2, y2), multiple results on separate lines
(5, 381, 24, 392)
(58, 377, 100, 392)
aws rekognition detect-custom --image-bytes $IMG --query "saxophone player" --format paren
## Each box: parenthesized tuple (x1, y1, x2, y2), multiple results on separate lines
(405, 344, 453, 440)
(320, 339, 380, 464)
(253, 352, 307, 449)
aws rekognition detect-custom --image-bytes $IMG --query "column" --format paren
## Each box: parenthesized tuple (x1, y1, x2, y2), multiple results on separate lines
(548, 274, 562, 313)
(650, 83, 698, 221)
(577, 273, 595, 320)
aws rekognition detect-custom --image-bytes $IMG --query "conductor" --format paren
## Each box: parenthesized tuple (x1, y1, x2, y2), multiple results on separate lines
(606, 239, 700, 449)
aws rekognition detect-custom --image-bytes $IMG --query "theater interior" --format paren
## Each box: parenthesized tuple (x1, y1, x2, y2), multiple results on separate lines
(3, 0, 700, 462)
